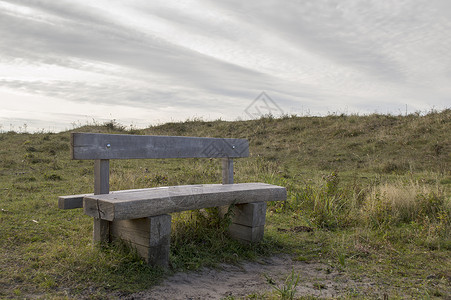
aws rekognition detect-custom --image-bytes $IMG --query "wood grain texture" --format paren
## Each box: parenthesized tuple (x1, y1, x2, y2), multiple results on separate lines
(83, 183, 286, 221)
(228, 223, 265, 243)
(58, 188, 167, 209)
(58, 195, 86, 209)
(94, 159, 109, 195)
(230, 202, 267, 227)
(110, 218, 153, 247)
(110, 215, 171, 247)
(93, 218, 109, 243)
(110, 215, 171, 266)
(222, 158, 234, 184)
(71, 133, 249, 160)
(93, 159, 110, 243)
(219, 202, 267, 227)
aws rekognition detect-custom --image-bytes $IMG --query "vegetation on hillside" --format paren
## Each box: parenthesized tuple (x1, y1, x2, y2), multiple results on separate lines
(0, 109, 450, 298)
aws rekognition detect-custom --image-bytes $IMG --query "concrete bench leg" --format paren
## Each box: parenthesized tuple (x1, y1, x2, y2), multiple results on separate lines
(225, 202, 267, 243)
(109, 214, 172, 267)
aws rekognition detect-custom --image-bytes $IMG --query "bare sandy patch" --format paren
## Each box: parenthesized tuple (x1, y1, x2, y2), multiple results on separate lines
(124, 255, 379, 299)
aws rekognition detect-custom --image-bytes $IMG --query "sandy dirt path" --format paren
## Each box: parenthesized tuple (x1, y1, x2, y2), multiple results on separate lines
(123, 255, 379, 299)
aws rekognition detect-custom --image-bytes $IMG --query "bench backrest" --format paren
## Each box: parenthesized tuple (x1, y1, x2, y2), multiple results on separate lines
(71, 133, 249, 195)
(71, 133, 249, 160)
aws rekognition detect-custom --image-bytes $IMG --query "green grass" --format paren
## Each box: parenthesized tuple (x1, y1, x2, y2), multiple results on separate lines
(265, 268, 300, 299)
(1, 110, 450, 298)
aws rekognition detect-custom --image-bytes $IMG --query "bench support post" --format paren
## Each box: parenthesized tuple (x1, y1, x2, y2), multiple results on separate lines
(222, 158, 233, 184)
(93, 218, 110, 243)
(110, 214, 172, 267)
(93, 159, 110, 243)
(223, 202, 267, 243)
(221, 158, 266, 242)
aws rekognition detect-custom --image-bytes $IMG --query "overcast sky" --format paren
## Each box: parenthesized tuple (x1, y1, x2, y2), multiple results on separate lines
(1, 0, 450, 132)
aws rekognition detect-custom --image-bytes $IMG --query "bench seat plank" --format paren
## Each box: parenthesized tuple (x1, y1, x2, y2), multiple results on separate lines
(58, 188, 161, 209)
(83, 183, 286, 221)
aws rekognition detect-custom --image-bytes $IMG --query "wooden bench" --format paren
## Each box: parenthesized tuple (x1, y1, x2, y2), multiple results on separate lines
(59, 133, 286, 267)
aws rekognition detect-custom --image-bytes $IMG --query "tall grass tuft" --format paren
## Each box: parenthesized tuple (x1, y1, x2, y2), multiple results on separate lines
(361, 180, 449, 228)
(293, 172, 358, 229)
(359, 179, 450, 249)
(265, 268, 300, 300)
(288, 173, 450, 236)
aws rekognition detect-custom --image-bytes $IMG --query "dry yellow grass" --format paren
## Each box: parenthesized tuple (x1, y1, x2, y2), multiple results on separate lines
(361, 178, 449, 229)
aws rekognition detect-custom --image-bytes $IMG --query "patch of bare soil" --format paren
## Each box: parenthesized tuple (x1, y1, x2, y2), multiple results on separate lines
(124, 255, 381, 299)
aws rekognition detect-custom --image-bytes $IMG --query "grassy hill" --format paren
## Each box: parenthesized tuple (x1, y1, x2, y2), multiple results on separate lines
(1, 110, 450, 298)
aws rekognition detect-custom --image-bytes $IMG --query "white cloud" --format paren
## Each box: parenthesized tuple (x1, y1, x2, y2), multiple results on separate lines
(0, 0, 450, 132)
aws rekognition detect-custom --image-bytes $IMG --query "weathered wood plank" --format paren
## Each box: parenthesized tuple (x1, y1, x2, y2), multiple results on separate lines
(93, 217, 110, 243)
(58, 188, 163, 209)
(83, 183, 286, 221)
(71, 133, 249, 160)
(94, 159, 109, 195)
(219, 202, 267, 227)
(110, 215, 171, 266)
(111, 218, 153, 247)
(93, 159, 110, 243)
(222, 158, 233, 184)
(58, 194, 86, 209)
(228, 223, 265, 243)
(231, 202, 267, 227)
